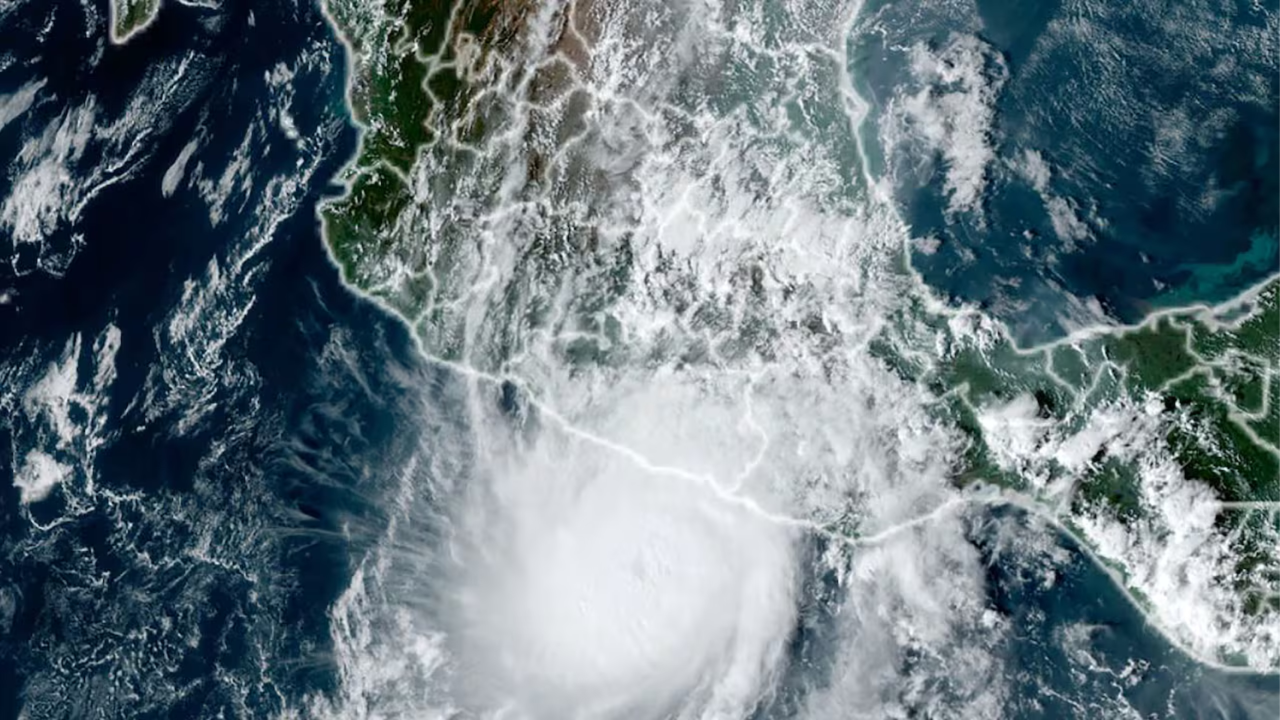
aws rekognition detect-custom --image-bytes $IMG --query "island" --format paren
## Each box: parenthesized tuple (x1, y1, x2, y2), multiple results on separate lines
(108, 0, 162, 43)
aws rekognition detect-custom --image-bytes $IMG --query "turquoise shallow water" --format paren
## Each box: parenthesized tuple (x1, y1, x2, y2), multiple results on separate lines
(851, 0, 1278, 344)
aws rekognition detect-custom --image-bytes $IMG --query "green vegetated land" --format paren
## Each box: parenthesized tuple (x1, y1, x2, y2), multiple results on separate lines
(110, 0, 161, 42)
(320, 0, 625, 367)
(897, 279, 1280, 617)
(320, 0, 529, 317)
(941, 281, 1277, 502)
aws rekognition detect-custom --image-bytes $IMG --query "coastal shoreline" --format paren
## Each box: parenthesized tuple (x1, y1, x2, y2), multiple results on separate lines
(309, 0, 1280, 678)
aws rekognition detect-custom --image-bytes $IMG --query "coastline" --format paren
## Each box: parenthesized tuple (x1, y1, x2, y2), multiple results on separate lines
(309, 0, 1280, 679)
(834, 1, 1279, 674)
(106, 0, 163, 45)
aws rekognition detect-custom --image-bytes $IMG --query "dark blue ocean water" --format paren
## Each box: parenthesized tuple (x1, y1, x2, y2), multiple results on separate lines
(0, 0, 423, 715)
(852, 0, 1279, 344)
(0, 0, 1274, 717)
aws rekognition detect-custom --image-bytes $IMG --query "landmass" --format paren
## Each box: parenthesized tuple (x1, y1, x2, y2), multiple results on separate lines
(318, 0, 1279, 669)
(320, 0, 545, 325)
(874, 275, 1280, 665)
(108, 0, 161, 44)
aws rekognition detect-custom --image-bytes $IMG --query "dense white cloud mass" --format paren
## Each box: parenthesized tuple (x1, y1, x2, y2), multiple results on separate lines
(441, 399, 800, 720)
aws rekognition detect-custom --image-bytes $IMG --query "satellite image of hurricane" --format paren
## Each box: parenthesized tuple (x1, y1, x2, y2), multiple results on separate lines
(0, 0, 1277, 717)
